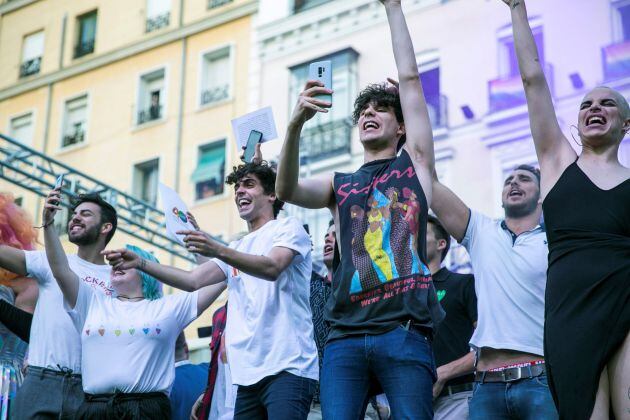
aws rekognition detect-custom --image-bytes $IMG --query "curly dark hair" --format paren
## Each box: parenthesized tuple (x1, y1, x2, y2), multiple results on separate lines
(352, 83, 405, 150)
(225, 161, 284, 218)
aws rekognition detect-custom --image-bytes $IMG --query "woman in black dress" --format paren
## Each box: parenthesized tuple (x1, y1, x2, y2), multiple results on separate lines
(501, 0, 630, 418)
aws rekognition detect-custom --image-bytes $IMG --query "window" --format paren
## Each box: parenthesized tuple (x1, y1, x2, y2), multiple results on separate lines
(133, 159, 160, 205)
(489, 21, 544, 112)
(289, 48, 358, 162)
(137, 69, 165, 125)
(613, 0, 630, 42)
(146, 0, 170, 32)
(498, 29, 544, 78)
(9, 113, 34, 145)
(20, 31, 44, 78)
(191, 140, 226, 200)
(293, 0, 332, 14)
(208, 0, 232, 9)
(417, 54, 447, 130)
(62, 95, 88, 148)
(605, 1, 630, 80)
(200, 48, 231, 106)
(75, 11, 97, 58)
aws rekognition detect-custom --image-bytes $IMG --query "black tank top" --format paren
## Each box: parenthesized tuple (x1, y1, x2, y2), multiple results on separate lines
(326, 149, 444, 340)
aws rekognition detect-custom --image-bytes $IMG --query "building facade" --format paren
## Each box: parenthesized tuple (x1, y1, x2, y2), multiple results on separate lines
(0, 0, 258, 357)
(255, 0, 630, 268)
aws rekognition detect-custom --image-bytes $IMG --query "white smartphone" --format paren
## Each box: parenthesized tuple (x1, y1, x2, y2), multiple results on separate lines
(308, 60, 332, 104)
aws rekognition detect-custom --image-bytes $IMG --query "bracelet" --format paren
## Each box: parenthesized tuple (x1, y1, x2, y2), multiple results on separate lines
(139, 258, 147, 271)
(34, 219, 55, 229)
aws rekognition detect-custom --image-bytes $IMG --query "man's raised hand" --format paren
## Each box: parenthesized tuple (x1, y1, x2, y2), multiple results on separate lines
(289, 80, 333, 126)
(499, 0, 522, 9)
(177, 230, 222, 258)
(42, 188, 62, 228)
(102, 248, 141, 271)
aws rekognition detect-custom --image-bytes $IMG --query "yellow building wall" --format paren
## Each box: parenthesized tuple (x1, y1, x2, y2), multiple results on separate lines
(0, 0, 256, 353)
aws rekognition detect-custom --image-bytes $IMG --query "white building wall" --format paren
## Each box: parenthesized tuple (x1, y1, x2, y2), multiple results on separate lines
(255, 0, 628, 263)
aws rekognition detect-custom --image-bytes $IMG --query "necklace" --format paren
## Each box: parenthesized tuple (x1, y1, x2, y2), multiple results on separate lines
(116, 295, 145, 302)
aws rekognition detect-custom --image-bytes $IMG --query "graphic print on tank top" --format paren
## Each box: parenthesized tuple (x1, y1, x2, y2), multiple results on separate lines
(331, 150, 438, 328)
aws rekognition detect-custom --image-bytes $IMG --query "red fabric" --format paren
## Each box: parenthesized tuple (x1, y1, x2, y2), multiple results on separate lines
(197, 304, 227, 420)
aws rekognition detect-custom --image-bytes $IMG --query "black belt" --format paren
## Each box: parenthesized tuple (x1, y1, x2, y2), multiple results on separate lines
(85, 391, 166, 403)
(438, 382, 474, 398)
(29, 365, 82, 379)
(475, 364, 545, 383)
(400, 320, 432, 340)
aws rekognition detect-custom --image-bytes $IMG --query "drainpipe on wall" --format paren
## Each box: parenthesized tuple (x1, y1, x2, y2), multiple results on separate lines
(171, 0, 187, 267)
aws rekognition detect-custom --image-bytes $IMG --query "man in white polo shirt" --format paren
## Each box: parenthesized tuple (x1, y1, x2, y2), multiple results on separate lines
(430, 165, 557, 419)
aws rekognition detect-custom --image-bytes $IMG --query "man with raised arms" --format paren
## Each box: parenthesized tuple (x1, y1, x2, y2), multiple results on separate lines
(276, 0, 443, 417)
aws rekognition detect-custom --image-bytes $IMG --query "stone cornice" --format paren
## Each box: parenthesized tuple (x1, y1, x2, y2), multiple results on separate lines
(257, 0, 442, 61)
(0, 0, 39, 16)
(0, 0, 257, 101)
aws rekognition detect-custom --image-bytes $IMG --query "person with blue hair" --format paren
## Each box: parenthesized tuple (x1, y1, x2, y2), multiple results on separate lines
(125, 244, 162, 301)
(41, 187, 226, 419)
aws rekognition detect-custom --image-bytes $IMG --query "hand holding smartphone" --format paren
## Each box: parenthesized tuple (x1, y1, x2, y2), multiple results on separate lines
(54, 174, 65, 190)
(308, 60, 333, 104)
(243, 130, 263, 163)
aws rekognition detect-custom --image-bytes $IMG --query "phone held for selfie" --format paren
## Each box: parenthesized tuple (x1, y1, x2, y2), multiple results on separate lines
(54, 174, 65, 190)
(308, 60, 332, 104)
(243, 130, 263, 163)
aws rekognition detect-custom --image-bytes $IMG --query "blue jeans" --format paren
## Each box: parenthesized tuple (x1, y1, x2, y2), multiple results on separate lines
(321, 326, 436, 419)
(468, 373, 558, 420)
(234, 371, 316, 420)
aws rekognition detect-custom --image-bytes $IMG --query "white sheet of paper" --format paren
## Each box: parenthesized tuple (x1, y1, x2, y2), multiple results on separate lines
(230, 106, 278, 149)
(158, 183, 195, 246)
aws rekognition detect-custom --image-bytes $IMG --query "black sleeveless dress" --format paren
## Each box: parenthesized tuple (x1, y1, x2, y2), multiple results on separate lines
(542, 161, 630, 420)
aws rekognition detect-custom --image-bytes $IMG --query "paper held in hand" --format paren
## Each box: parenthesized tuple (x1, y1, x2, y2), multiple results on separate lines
(158, 183, 195, 246)
(231, 106, 278, 149)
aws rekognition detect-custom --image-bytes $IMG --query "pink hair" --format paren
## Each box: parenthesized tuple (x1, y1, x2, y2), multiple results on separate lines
(0, 193, 37, 251)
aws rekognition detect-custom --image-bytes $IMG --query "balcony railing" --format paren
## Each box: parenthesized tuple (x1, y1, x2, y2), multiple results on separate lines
(146, 12, 170, 32)
(200, 85, 229, 106)
(488, 63, 554, 113)
(602, 40, 630, 81)
(300, 118, 352, 163)
(137, 105, 163, 125)
(19, 56, 41, 78)
(208, 0, 232, 9)
(74, 39, 95, 58)
(62, 129, 85, 147)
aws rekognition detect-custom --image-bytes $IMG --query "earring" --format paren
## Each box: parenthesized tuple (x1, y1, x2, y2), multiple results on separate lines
(570, 125, 583, 147)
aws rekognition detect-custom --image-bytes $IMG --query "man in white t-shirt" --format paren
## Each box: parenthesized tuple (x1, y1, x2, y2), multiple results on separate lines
(431, 165, 557, 419)
(106, 160, 319, 419)
(0, 193, 117, 419)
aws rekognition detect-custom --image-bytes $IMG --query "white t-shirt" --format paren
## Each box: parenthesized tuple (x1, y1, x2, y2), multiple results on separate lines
(25, 251, 112, 372)
(67, 280, 198, 394)
(213, 217, 319, 386)
(209, 358, 235, 420)
(461, 211, 548, 356)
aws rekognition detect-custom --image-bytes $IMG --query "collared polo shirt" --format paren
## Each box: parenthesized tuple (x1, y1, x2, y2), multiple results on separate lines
(461, 210, 548, 356)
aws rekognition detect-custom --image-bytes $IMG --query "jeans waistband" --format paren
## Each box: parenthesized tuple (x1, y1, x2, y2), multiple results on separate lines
(400, 320, 432, 340)
(28, 365, 82, 379)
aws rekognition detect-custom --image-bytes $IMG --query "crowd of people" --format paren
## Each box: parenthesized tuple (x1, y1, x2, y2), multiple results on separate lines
(0, 0, 627, 419)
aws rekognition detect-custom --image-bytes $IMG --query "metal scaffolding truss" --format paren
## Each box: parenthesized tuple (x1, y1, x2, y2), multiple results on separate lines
(0, 133, 216, 262)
